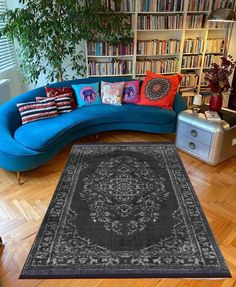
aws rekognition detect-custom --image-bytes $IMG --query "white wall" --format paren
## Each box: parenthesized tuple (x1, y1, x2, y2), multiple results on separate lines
(0, 67, 26, 98)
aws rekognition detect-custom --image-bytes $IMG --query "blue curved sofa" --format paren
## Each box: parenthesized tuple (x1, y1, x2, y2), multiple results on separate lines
(0, 77, 187, 172)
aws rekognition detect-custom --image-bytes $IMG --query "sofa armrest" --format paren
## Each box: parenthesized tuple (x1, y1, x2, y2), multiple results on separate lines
(173, 93, 187, 114)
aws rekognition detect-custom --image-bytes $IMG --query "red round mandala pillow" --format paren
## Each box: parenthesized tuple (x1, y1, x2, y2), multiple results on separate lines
(138, 71, 182, 110)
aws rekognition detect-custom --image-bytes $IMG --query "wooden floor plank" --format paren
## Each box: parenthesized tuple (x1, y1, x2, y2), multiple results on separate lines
(0, 131, 235, 287)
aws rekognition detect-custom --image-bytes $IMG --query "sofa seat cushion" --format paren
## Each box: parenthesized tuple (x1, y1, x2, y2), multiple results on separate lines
(14, 104, 176, 151)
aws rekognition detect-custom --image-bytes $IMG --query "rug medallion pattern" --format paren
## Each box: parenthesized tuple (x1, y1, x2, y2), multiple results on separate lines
(20, 143, 231, 278)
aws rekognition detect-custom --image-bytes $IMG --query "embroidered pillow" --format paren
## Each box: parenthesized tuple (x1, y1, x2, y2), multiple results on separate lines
(138, 71, 182, 110)
(123, 80, 140, 104)
(101, 81, 124, 106)
(72, 82, 102, 107)
(16, 98, 58, 125)
(45, 87, 77, 108)
(36, 94, 72, 113)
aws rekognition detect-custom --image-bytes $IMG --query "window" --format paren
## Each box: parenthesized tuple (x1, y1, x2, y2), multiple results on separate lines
(0, 0, 16, 72)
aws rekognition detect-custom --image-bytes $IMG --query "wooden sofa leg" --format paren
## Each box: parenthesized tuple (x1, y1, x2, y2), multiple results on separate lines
(16, 171, 21, 185)
(95, 133, 98, 141)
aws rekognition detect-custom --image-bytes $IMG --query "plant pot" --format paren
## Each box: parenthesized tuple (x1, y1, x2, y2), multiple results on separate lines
(209, 94, 223, 112)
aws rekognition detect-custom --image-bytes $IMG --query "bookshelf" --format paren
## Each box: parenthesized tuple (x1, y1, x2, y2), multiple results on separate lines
(85, 0, 235, 106)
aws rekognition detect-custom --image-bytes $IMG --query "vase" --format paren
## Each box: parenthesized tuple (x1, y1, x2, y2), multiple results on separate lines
(209, 94, 223, 112)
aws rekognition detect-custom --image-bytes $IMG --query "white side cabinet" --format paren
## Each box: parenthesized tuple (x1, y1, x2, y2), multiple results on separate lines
(175, 110, 236, 165)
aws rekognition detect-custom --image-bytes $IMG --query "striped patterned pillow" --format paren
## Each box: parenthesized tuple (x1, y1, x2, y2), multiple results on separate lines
(45, 87, 77, 108)
(36, 94, 72, 113)
(16, 98, 58, 125)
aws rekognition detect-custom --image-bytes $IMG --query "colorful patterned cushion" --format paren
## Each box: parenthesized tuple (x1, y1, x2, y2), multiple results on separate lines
(36, 94, 72, 113)
(72, 83, 102, 107)
(138, 71, 182, 110)
(16, 98, 58, 125)
(101, 81, 124, 106)
(45, 87, 77, 108)
(123, 80, 140, 104)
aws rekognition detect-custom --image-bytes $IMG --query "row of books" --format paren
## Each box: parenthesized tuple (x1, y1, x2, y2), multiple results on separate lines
(183, 38, 204, 54)
(87, 37, 224, 57)
(181, 73, 199, 87)
(136, 59, 178, 74)
(187, 0, 209, 11)
(204, 55, 222, 67)
(137, 15, 184, 30)
(206, 38, 224, 53)
(137, 39, 180, 55)
(186, 15, 206, 29)
(88, 60, 132, 76)
(119, 0, 135, 12)
(87, 41, 134, 56)
(138, 0, 184, 12)
(212, 0, 234, 10)
(103, 0, 234, 14)
(208, 22, 231, 28)
(182, 55, 202, 68)
(103, 0, 135, 12)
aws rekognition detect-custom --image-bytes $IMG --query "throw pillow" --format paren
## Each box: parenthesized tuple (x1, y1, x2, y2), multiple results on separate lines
(36, 94, 72, 113)
(123, 80, 140, 104)
(72, 82, 102, 107)
(101, 81, 124, 106)
(45, 86, 77, 108)
(138, 71, 182, 109)
(16, 98, 58, 125)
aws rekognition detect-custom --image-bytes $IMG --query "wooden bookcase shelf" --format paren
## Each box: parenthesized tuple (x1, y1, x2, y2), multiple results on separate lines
(85, 0, 235, 96)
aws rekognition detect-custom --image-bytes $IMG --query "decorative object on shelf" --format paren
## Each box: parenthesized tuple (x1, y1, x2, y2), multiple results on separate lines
(205, 56, 235, 112)
(208, 8, 236, 22)
(209, 93, 223, 112)
(207, 5, 236, 58)
(0, 0, 132, 84)
(192, 94, 202, 113)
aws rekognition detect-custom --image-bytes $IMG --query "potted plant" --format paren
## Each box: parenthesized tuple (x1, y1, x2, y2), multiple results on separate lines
(205, 56, 235, 112)
(0, 0, 132, 85)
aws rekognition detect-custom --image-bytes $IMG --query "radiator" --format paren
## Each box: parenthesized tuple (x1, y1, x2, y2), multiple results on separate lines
(0, 79, 11, 105)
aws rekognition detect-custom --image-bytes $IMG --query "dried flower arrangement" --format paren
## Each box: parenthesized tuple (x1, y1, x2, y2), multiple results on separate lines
(205, 55, 235, 95)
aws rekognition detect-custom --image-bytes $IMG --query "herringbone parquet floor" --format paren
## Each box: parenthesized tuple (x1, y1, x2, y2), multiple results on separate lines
(0, 132, 236, 287)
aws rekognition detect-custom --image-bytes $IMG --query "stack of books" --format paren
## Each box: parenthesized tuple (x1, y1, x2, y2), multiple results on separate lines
(183, 38, 204, 54)
(137, 39, 180, 55)
(205, 111, 221, 121)
(137, 15, 184, 30)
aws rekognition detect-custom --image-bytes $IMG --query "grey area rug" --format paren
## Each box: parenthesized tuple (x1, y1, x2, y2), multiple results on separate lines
(20, 143, 231, 279)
